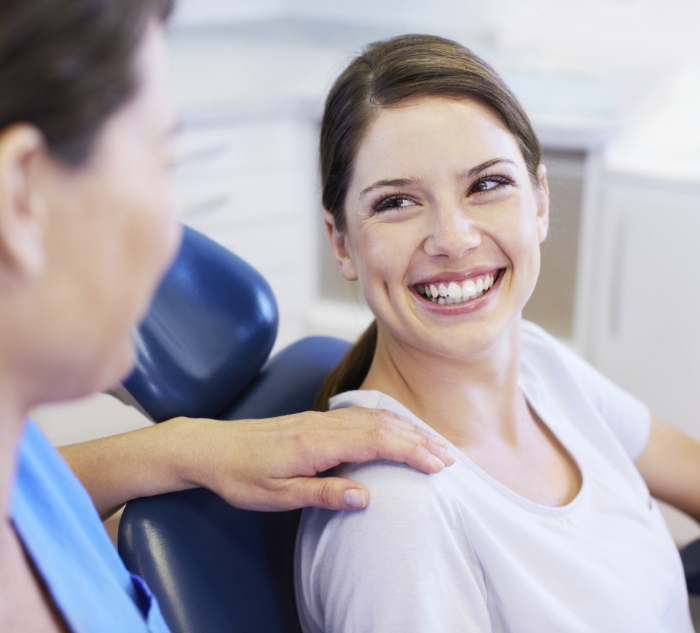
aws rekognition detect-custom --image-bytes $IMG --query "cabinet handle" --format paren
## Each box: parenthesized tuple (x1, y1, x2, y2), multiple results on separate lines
(180, 194, 228, 217)
(609, 215, 626, 337)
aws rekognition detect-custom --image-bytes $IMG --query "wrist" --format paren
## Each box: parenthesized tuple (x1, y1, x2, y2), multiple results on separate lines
(161, 416, 221, 492)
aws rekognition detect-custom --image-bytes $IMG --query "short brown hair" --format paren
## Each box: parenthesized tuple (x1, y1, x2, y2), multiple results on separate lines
(316, 34, 542, 410)
(0, 0, 174, 166)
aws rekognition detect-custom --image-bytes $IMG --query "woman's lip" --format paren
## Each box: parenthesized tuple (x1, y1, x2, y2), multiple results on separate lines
(412, 266, 505, 287)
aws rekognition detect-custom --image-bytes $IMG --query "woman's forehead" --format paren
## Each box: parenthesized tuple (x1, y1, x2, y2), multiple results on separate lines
(352, 97, 523, 186)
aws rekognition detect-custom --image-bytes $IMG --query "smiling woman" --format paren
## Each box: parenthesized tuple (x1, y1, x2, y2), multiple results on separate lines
(297, 34, 700, 633)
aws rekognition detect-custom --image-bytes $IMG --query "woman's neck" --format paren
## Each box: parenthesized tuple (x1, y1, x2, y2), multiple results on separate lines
(361, 319, 526, 448)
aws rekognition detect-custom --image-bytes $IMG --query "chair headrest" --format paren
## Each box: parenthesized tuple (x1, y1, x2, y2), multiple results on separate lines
(122, 226, 278, 423)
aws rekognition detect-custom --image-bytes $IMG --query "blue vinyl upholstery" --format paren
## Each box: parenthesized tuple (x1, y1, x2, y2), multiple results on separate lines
(117, 225, 351, 633)
(681, 539, 700, 595)
(122, 226, 278, 423)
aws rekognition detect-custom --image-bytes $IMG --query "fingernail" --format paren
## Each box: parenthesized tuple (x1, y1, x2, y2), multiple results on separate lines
(430, 455, 445, 470)
(442, 449, 456, 465)
(432, 436, 450, 448)
(344, 489, 367, 508)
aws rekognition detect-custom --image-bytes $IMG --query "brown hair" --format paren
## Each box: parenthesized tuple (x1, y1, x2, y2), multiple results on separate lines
(315, 34, 542, 411)
(0, 0, 174, 166)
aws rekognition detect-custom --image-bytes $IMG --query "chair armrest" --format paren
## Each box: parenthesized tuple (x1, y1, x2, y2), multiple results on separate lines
(681, 537, 700, 595)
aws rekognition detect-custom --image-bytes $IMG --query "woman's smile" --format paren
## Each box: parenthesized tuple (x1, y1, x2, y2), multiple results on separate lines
(413, 267, 506, 309)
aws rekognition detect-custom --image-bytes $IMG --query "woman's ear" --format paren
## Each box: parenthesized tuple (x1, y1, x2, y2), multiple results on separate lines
(535, 164, 550, 244)
(323, 210, 358, 282)
(0, 124, 48, 284)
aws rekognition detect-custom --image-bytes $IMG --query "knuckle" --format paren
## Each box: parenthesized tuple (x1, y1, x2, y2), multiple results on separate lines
(315, 480, 337, 508)
(370, 425, 392, 444)
(304, 411, 325, 427)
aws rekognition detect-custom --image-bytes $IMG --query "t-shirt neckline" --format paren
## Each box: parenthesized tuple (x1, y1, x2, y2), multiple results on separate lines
(329, 386, 588, 517)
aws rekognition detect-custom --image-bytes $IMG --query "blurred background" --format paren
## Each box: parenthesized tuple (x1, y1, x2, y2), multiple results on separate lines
(32, 0, 700, 546)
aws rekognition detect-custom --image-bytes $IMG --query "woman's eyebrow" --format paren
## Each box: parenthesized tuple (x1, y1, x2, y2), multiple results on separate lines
(359, 177, 424, 199)
(459, 158, 517, 179)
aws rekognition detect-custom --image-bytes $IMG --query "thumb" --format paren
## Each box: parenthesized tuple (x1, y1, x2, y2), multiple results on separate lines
(292, 477, 369, 511)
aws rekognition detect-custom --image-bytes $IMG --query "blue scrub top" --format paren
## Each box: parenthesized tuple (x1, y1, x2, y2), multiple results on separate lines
(10, 420, 172, 633)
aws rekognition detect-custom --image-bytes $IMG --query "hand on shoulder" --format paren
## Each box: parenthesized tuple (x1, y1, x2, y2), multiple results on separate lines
(174, 407, 454, 512)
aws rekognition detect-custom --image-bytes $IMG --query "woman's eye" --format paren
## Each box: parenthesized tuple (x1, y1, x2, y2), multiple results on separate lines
(471, 175, 512, 193)
(374, 195, 415, 212)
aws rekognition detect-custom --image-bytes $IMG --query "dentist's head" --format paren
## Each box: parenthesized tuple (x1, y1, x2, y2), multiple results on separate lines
(0, 0, 181, 410)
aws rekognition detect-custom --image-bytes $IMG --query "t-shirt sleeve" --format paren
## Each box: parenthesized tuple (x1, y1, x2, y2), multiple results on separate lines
(295, 460, 492, 633)
(522, 322, 651, 461)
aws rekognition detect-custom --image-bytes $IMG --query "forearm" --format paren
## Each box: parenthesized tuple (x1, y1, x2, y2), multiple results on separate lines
(58, 417, 200, 519)
(635, 414, 700, 524)
(57, 407, 453, 518)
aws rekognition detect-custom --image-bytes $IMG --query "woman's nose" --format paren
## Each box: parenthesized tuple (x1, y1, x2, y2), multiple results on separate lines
(423, 205, 481, 259)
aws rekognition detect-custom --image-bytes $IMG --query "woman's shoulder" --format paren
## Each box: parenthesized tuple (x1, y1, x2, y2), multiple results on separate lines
(519, 319, 597, 383)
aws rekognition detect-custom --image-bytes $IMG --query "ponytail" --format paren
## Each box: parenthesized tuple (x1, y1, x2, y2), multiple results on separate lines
(314, 320, 378, 411)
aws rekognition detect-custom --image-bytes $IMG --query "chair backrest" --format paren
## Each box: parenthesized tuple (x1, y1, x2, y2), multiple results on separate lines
(119, 337, 350, 633)
(116, 226, 351, 632)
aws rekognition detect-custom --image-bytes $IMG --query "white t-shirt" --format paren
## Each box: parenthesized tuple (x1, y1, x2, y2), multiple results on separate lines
(295, 321, 692, 633)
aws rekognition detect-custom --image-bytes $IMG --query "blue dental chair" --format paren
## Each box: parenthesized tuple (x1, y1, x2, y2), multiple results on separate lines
(117, 226, 700, 633)
(117, 226, 349, 633)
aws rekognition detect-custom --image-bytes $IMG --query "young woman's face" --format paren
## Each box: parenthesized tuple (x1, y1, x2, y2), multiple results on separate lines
(328, 96, 549, 359)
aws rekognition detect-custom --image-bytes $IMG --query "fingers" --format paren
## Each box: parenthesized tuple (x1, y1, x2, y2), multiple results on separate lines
(325, 407, 455, 466)
(369, 428, 454, 475)
(290, 477, 370, 511)
(326, 407, 455, 475)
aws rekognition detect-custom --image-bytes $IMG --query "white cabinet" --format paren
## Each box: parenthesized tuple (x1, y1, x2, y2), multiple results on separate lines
(174, 114, 321, 353)
(587, 177, 700, 440)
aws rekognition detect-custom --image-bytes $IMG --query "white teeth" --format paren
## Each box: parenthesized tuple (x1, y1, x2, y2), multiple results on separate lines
(462, 279, 476, 298)
(416, 271, 500, 305)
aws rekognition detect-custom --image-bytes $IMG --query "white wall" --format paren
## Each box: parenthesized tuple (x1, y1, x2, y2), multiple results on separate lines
(171, 0, 700, 79)
(171, 0, 285, 28)
(485, 0, 700, 73)
(288, 0, 487, 38)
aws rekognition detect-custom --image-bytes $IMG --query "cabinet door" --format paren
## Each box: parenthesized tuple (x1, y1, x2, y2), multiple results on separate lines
(174, 116, 320, 352)
(591, 182, 700, 439)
